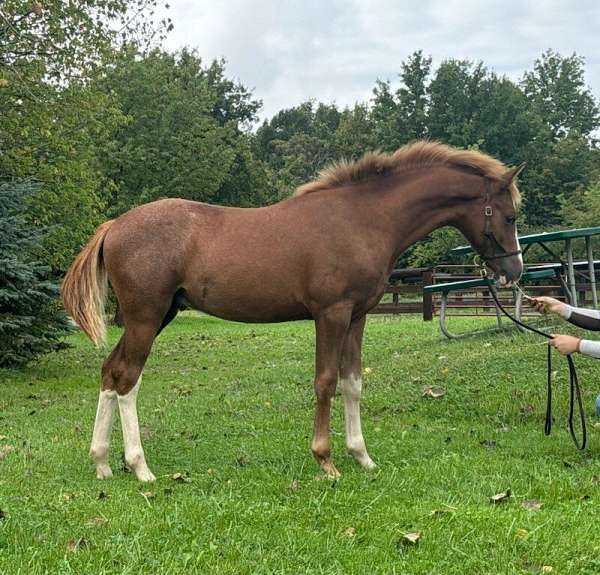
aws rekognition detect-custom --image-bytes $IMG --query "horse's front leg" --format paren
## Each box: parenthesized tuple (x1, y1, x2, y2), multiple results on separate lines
(311, 306, 352, 478)
(340, 315, 376, 469)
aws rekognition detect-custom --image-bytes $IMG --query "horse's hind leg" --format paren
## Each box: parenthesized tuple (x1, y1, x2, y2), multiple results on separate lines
(90, 340, 122, 479)
(91, 321, 158, 482)
(339, 316, 375, 469)
(117, 371, 154, 482)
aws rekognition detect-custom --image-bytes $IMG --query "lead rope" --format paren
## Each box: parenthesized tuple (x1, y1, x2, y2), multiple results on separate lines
(483, 277, 587, 450)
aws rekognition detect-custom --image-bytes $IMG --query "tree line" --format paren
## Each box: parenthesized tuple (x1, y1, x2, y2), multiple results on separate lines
(1, 0, 599, 365)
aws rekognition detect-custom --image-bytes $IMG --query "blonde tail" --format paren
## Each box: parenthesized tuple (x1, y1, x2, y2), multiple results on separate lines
(61, 220, 115, 345)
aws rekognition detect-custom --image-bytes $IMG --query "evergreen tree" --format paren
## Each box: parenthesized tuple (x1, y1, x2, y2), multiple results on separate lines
(0, 181, 71, 368)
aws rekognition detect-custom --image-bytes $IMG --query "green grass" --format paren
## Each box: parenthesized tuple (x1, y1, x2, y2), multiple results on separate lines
(1, 313, 600, 574)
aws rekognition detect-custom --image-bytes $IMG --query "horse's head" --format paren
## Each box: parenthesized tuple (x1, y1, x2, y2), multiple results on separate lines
(459, 164, 525, 287)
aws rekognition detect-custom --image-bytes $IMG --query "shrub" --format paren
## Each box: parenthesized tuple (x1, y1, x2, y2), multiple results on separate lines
(0, 180, 72, 368)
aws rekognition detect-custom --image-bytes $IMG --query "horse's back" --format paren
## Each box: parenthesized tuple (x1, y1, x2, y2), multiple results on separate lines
(101, 195, 385, 322)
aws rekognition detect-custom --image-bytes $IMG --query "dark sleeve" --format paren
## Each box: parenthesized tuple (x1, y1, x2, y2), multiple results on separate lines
(567, 309, 600, 331)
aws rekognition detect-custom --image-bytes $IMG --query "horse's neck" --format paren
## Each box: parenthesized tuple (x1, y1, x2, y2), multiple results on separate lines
(377, 168, 481, 263)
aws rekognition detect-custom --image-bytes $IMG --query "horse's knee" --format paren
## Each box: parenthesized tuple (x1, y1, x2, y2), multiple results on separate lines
(340, 374, 362, 401)
(314, 372, 337, 400)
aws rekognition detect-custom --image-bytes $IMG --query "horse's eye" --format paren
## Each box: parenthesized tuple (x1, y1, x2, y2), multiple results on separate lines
(505, 216, 516, 225)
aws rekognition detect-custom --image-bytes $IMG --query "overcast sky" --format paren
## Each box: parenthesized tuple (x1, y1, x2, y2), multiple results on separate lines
(159, 0, 600, 121)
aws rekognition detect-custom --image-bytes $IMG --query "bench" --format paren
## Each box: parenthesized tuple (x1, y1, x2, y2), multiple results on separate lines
(423, 269, 556, 339)
(526, 261, 600, 305)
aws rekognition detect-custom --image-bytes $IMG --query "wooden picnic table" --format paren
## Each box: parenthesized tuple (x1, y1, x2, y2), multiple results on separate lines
(450, 226, 600, 308)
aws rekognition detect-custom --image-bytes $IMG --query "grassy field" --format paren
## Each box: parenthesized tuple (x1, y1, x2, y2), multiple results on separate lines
(1, 312, 600, 574)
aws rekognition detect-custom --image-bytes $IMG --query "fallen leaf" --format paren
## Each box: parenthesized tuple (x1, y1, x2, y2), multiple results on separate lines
(480, 439, 497, 448)
(0, 445, 15, 460)
(66, 538, 89, 552)
(490, 489, 511, 504)
(515, 528, 529, 538)
(363, 367, 372, 374)
(140, 491, 155, 499)
(289, 479, 300, 491)
(522, 499, 543, 511)
(542, 567, 553, 573)
(344, 527, 356, 537)
(171, 472, 191, 483)
(401, 532, 421, 545)
(422, 386, 446, 399)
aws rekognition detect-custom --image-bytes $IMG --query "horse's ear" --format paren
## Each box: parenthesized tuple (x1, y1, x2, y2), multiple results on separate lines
(502, 162, 526, 186)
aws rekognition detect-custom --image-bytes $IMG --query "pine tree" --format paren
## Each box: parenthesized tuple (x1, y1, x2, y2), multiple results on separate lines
(0, 180, 72, 368)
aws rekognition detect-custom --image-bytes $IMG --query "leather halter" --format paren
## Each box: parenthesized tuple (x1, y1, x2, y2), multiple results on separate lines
(481, 177, 522, 262)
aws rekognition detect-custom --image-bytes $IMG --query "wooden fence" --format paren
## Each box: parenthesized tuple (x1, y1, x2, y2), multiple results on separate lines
(370, 267, 434, 320)
(371, 264, 576, 320)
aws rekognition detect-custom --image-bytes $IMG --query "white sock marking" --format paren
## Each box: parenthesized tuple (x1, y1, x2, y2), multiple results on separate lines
(340, 375, 375, 469)
(117, 376, 155, 482)
(90, 389, 117, 479)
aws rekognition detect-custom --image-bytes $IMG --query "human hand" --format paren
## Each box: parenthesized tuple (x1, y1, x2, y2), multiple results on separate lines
(549, 334, 581, 355)
(529, 296, 566, 316)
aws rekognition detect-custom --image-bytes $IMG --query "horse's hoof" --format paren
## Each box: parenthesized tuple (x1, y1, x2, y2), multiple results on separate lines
(321, 461, 341, 479)
(95, 465, 113, 480)
(361, 457, 377, 471)
(135, 468, 156, 482)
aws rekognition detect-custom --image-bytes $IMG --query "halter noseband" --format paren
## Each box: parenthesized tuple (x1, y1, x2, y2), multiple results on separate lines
(481, 177, 522, 262)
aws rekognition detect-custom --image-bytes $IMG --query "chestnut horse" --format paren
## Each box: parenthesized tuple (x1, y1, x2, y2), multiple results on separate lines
(61, 141, 524, 481)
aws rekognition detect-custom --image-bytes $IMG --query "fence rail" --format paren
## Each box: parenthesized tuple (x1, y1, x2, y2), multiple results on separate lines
(370, 263, 593, 320)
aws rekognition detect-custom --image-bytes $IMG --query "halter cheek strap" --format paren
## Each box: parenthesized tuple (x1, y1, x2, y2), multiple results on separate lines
(482, 178, 522, 262)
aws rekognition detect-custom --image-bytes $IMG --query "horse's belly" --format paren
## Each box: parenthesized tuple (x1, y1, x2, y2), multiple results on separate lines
(182, 283, 311, 323)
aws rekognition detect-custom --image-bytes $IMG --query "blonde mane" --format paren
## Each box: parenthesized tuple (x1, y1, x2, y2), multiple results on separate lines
(295, 140, 521, 205)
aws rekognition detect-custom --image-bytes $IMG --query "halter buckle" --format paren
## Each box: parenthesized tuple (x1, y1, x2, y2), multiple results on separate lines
(484, 206, 493, 217)
(473, 255, 487, 276)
